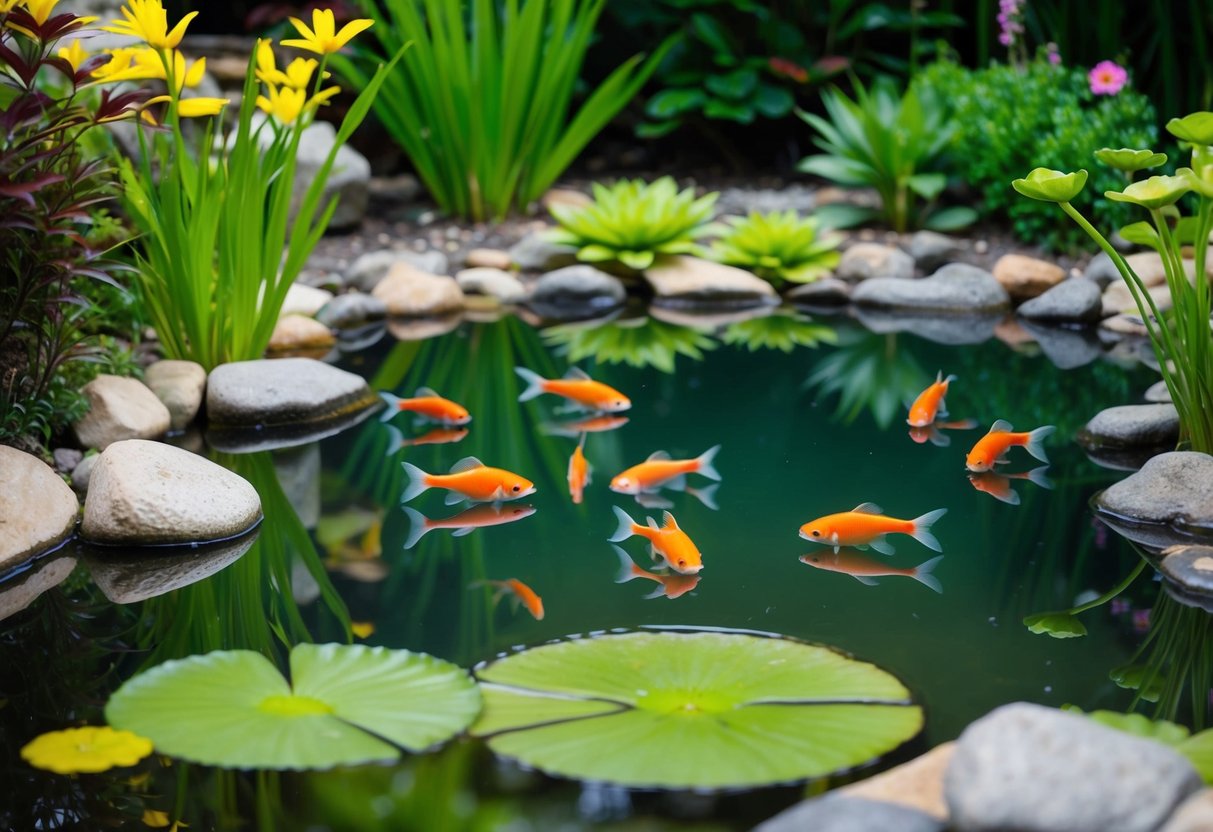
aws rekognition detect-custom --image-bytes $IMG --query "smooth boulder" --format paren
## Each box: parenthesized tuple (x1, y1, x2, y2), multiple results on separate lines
(756, 794, 943, 832)
(143, 360, 207, 431)
(315, 292, 389, 330)
(508, 234, 579, 272)
(283, 120, 369, 230)
(836, 242, 914, 281)
(787, 276, 852, 306)
(1094, 452, 1213, 534)
(73, 374, 171, 450)
(455, 267, 529, 304)
(643, 255, 777, 307)
(206, 358, 377, 429)
(907, 230, 965, 273)
(1017, 278, 1103, 323)
(0, 446, 79, 572)
(372, 263, 465, 317)
(992, 253, 1066, 301)
(852, 263, 1009, 313)
(345, 249, 450, 293)
(528, 265, 625, 319)
(266, 315, 336, 354)
(279, 283, 334, 318)
(1081, 403, 1179, 448)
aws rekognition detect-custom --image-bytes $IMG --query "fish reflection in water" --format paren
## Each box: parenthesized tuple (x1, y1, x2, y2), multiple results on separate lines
(799, 548, 944, 593)
(401, 503, 537, 548)
(542, 413, 630, 437)
(967, 467, 1053, 505)
(568, 435, 590, 504)
(611, 545, 700, 599)
(634, 481, 719, 511)
(383, 423, 469, 454)
(907, 418, 978, 448)
(472, 578, 545, 620)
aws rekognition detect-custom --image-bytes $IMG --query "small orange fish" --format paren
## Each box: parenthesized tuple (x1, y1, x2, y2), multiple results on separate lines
(907, 372, 957, 427)
(383, 424, 469, 455)
(609, 506, 703, 574)
(612, 545, 700, 599)
(568, 436, 590, 504)
(542, 413, 630, 437)
(516, 366, 631, 412)
(380, 387, 471, 425)
(907, 418, 978, 448)
(401, 457, 535, 504)
(476, 578, 544, 620)
(965, 420, 1055, 472)
(610, 445, 721, 494)
(799, 502, 946, 554)
(402, 503, 536, 548)
(968, 466, 1053, 505)
(799, 549, 943, 593)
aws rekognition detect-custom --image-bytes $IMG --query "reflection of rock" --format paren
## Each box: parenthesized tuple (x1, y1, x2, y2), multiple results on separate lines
(643, 256, 778, 308)
(945, 703, 1201, 832)
(144, 360, 207, 431)
(786, 277, 851, 306)
(81, 527, 259, 604)
(346, 249, 450, 293)
(1, 446, 78, 573)
(1079, 404, 1179, 449)
(273, 444, 320, 529)
(1016, 278, 1102, 323)
(1094, 452, 1213, 542)
(316, 292, 389, 330)
(756, 794, 943, 832)
(1019, 321, 1102, 369)
(837, 243, 914, 281)
(0, 553, 76, 623)
(82, 440, 262, 545)
(335, 322, 388, 353)
(387, 313, 463, 341)
(907, 231, 965, 273)
(508, 234, 579, 272)
(852, 263, 1009, 314)
(1159, 545, 1213, 612)
(841, 742, 953, 820)
(854, 307, 1000, 345)
(649, 304, 772, 329)
(73, 374, 171, 450)
(207, 358, 378, 430)
(1082, 445, 1166, 473)
(528, 265, 625, 320)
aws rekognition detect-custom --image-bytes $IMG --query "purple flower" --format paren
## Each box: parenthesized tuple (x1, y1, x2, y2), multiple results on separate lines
(1111, 598, 1130, 616)
(1089, 60, 1128, 95)
(1046, 43, 1061, 65)
(1132, 608, 1151, 632)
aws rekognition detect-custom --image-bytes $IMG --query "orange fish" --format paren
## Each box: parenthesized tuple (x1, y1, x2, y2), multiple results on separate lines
(401, 503, 536, 548)
(542, 413, 630, 437)
(907, 372, 957, 427)
(965, 420, 1055, 472)
(967, 466, 1053, 505)
(516, 366, 631, 412)
(907, 418, 978, 448)
(384, 424, 468, 454)
(380, 387, 471, 425)
(476, 578, 544, 620)
(799, 549, 943, 593)
(609, 506, 703, 574)
(610, 445, 721, 494)
(612, 545, 700, 599)
(401, 457, 535, 504)
(799, 503, 947, 554)
(568, 435, 590, 504)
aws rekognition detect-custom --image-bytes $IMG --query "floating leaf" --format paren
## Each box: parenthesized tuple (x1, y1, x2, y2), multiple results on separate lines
(1024, 612, 1088, 638)
(471, 630, 922, 789)
(106, 644, 480, 770)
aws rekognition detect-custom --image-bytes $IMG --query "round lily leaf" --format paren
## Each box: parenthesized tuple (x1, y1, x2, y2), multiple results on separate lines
(472, 630, 922, 789)
(106, 644, 480, 770)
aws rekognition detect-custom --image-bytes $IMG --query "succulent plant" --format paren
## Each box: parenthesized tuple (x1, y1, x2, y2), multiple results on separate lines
(710, 210, 842, 284)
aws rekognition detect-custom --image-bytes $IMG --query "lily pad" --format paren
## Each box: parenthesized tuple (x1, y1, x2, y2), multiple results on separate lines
(106, 643, 480, 770)
(471, 630, 922, 789)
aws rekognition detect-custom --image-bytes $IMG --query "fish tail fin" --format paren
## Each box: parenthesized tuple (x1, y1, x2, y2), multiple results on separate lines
(378, 391, 403, 420)
(401, 507, 430, 549)
(691, 482, 720, 511)
(515, 367, 547, 402)
(696, 444, 722, 481)
(608, 505, 638, 542)
(1025, 425, 1056, 463)
(943, 373, 958, 385)
(400, 462, 431, 503)
(914, 555, 944, 593)
(910, 508, 947, 552)
(1027, 466, 1054, 490)
(611, 544, 640, 583)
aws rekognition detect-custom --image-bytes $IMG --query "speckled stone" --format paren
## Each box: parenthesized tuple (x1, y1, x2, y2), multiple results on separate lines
(1081, 403, 1179, 448)
(0, 447, 78, 572)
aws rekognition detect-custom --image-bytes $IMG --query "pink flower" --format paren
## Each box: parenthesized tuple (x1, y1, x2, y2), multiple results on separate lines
(1089, 60, 1128, 95)
(1046, 43, 1061, 65)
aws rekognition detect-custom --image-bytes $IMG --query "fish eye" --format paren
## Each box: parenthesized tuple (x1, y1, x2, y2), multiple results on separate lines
(811, 530, 821, 537)
(678, 559, 686, 566)
(512, 484, 521, 492)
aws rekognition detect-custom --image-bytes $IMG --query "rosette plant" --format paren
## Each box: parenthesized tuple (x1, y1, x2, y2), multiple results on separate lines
(710, 210, 841, 285)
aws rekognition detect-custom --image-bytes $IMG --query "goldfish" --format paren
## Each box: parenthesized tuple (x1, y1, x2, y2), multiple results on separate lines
(379, 387, 471, 425)
(542, 413, 630, 437)
(799, 502, 947, 554)
(568, 436, 590, 504)
(907, 418, 978, 448)
(401, 457, 535, 505)
(516, 366, 631, 412)
(401, 503, 536, 548)
(967, 466, 1053, 505)
(965, 420, 1055, 472)
(609, 506, 703, 574)
(611, 545, 700, 599)
(907, 372, 957, 427)
(635, 481, 719, 511)
(383, 424, 468, 455)
(474, 578, 544, 620)
(610, 445, 721, 494)
(799, 549, 943, 593)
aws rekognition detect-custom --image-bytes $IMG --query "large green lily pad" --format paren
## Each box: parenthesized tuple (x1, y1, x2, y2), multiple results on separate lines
(471, 630, 922, 788)
(106, 643, 480, 770)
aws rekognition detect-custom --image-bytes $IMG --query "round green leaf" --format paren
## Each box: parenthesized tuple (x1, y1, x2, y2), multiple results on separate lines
(1012, 168, 1088, 203)
(471, 631, 922, 789)
(705, 68, 758, 101)
(754, 85, 795, 119)
(1167, 112, 1213, 145)
(1105, 175, 1191, 210)
(1094, 148, 1168, 173)
(703, 98, 755, 123)
(1024, 612, 1088, 638)
(645, 88, 708, 120)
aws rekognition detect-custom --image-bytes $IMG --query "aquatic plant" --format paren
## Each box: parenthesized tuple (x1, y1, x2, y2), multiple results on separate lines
(721, 309, 837, 353)
(543, 316, 718, 372)
(797, 78, 975, 233)
(1023, 560, 1147, 639)
(806, 329, 927, 429)
(1065, 708, 1213, 783)
(117, 3, 400, 369)
(334, 0, 671, 221)
(710, 210, 842, 285)
(545, 177, 720, 270)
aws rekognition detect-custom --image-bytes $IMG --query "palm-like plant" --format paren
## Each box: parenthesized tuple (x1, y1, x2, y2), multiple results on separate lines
(542, 316, 717, 372)
(711, 210, 841, 284)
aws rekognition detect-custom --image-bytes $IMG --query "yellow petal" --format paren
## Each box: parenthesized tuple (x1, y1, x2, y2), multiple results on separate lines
(312, 8, 335, 42)
(332, 18, 373, 51)
(163, 9, 196, 48)
(176, 97, 229, 118)
(183, 55, 205, 89)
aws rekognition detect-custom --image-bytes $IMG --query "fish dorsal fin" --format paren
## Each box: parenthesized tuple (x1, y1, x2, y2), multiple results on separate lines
(935, 370, 943, 383)
(563, 366, 591, 380)
(988, 419, 1013, 434)
(646, 450, 672, 462)
(662, 511, 680, 530)
(852, 502, 883, 515)
(415, 386, 441, 398)
(450, 456, 484, 474)
(646, 516, 660, 531)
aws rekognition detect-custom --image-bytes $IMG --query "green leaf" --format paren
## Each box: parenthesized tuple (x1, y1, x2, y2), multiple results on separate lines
(1064, 708, 1190, 745)
(923, 206, 978, 231)
(645, 88, 707, 119)
(907, 173, 946, 200)
(754, 85, 795, 119)
(1178, 730, 1213, 783)
(1024, 612, 1088, 638)
(689, 13, 734, 57)
(704, 68, 758, 100)
(703, 98, 755, 123)
(813, 203, 881, 230)
(635, 119, 682, 139)
(1118, 221, 1161, 249)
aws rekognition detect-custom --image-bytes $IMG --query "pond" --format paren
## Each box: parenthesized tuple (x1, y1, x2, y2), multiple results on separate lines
(3, 308, 1199, 830)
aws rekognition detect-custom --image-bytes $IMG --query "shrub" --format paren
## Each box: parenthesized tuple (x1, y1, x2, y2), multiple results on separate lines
(710, 210, 841, 285)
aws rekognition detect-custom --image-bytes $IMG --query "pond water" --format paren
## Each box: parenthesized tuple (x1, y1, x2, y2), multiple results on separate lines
(5, 308, 1204, 830)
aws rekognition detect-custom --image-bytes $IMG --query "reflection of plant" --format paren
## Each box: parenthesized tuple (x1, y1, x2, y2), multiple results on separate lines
(806, 330, 926, 428)
(544, 316, 717, 372)
(546, 177, 719, 270)
(711, 210, 841, 284)
(721, 309, 836, 353)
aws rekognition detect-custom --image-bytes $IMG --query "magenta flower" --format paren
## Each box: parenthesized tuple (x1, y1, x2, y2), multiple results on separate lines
(1089, 60, 1128, 95)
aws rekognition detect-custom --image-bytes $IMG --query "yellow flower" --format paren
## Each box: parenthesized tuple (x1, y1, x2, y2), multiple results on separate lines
(281, 8, 372, 55)
(351, 621, 375, 639)
(93, 48, 205, 91)
(255, 39, 321, 89)
(23, 0, 59, 25)
(21, 726, 153, 774)
(256, 82, 339, 125)
(104, 0, 196, 49)
(146, 94, 229, 118)
(142, 808, 188, 830)
(57, 39, 89, 72)
(0, 0, 20, 12)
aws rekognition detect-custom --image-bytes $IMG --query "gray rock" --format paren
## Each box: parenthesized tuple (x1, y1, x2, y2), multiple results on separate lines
(529, 265, 625, 319)
(1017, 278, 1103, 323)
(334, 322, 388, 353)
(1095, 452, 1213, 535)
(1084, 251, 1120, 288)
(81, 439, 262, 545)
(316, 292, 388, 330)
(854, 307, 1000, 345)
(1160, 544, 1213, 602)
(1145, 380, 1173, 403)
(945, 702, 1201, 832)
(82, 529, 258, 604)
(371, 264, 465, 317)
(206, 357, 377, 429)
(144, 360, 207, 431)
(508, 234, 579, 272)
(0, 447, 78, 573)
(1162, 789, 1213, 832)
(756, 794, 943, 832)
(852, 263, 1010, 313)
(643, 255, 777, 308)
(714, 184, 818, 217)
(0, 553, 77, 623)
(1081, 403, 1180, 448)
(837, 243, 915, 281)
(1020, 321, 1102, 369)
(270, 119, 369, 230)
(345, 249, 450, 293)
(73, 374, 171, 450)
(273, 444, 320, 529)
(71, 454, 98, 493)
(907, 230, 965, 272)
(456, 267, 529, 304)
(786, 276, 852, 306)
(279, 283, 334, 318)
(52, 447, 82, 474)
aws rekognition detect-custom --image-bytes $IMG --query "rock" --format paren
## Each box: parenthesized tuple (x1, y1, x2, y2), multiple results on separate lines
(1094, 452, 1213, 535)
(52, 447, 82, 474)
(206, 357, 377, 429)
(81, 439, 262, 545)
(273, 444, 320, 529)
(0, 553, 76, 623)
(992, 253, 1066, 301)
(82, 529, 258, 604)
(143, 360, 207, 431)
(371, 263, 465, 317)
(345, 249, 450, 293)
(270, 119, 369, 230)
(315, 292, 388, 330)
(786, 276, 852, 306)
(73, 375, 171, 451)
(541, 188, 592, 211)
(1162, 789, 1213, 832)
(841, 743, 954, 820)
(1019, 321, 1102, 369)
(1160, 544, 1213, 603)
(854, 307, 1000, 345)
(1081, 403, 1180, 448)
(755, 794, 944, 832)
(1100, 313, 1150, 338)
(643, 255, 777, 308)
(508, 234, 580, 272)
(1123, 250, 1213, 287)
(1145, 380, 1173, 403)
(1103, 279, 1173, 316)
(455, 267, 529, 304)
(649, 304, 771, 329)
(714, 184, 818, 217)
(464, 248, 513, 270)
(528, 265, 625, 320)
(852, 263, 1010, 314)
(1083, 251, 1120, 288)
(387, 314, 463, 341)
(71, 454, 98, 493)
(944, 702, 1201, 832)
(907, 230, 965, 272)
(279, 283, 334, 318)
(334, 322, 388, 353)
(836, 242, 915, 281)
(366, 173, 420, 203)
(1017, 278, 1103, 323)
(266, 314, 336, 354)
(0, 447, 79, 572)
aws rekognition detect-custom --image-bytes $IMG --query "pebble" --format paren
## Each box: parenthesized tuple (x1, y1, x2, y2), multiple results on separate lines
(73, 375, 171, 451)
(71, 454, 98, 493)
(143, 360, 207, 431)
(642, 255, 777, 307)
(1081, 403, 1180, 448)
(345, 249, 450, 293)
(852, 263, 1009, 313)
(279, 283, 334, 318)
(0, 446, 79, 572)
(528, 265, 625, 320)
(992, 253, 1066, 301)
(836, 242, 915, 281)
(1162, 789, 1213, 832)
(1103, 280, 1172, 317)
(508, 234, 580, 272)
(1145, 380, 1173, 403)
(464, 248, 514, 270)
(756, 794, 943, 832)
(540, 188, 593, 211)
(52, 447, 82, 474)
(206, 358, 377, 429)
(1083, 251, 1120, 288)
(315, 292, 389, 330)
(786, 276, 852, 305)
(266, 315, 336, 354)
(1094, 452, 1213, 533)
(371, 263, 465, 317)
(455, 267, 529, 304)
(1016, 278, 1103, 323)
(907, 230, 965, 273)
